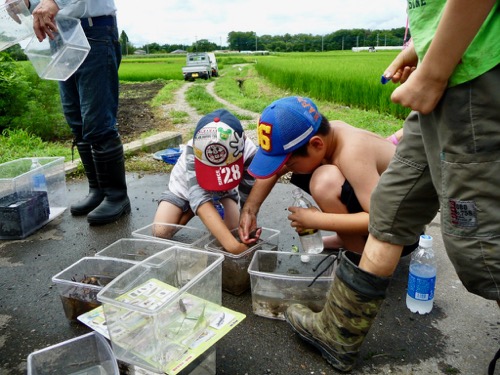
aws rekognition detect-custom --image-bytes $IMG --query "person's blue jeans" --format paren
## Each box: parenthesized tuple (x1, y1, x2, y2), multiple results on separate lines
(59, 19, 122, 144)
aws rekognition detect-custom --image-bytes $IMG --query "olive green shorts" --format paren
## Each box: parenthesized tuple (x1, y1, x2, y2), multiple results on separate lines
(370, 65, 500, 300)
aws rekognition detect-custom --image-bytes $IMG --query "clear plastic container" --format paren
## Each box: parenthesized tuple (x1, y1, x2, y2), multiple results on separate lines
(0, 0, 33, 51)
(24, 15, 90, 81)
(248, 250, 336, 320)
(0, 157, 67, 239)
(27, 332, 119, 375)
(97, 246, 224, 374)
(132, 223, 211, 249)
(52, 256, 137, 321)
(204, 227, 280, 295)
(95, 238, 173, 262)
(122, 345, 216, 375)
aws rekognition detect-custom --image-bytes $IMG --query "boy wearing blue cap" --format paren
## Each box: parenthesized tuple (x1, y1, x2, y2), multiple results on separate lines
(154, 109, 256, 255)
(240, 96, 412, 254)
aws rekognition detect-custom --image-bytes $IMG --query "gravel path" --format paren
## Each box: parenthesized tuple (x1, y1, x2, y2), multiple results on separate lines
(161, 79, 260, 143)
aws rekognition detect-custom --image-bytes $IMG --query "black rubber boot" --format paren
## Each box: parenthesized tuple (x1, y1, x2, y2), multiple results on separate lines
(70, 141, 105, 216)
(87, 137, 131, 225)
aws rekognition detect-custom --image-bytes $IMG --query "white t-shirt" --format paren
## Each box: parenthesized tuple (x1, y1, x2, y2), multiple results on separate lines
(167, 137, 257, 214)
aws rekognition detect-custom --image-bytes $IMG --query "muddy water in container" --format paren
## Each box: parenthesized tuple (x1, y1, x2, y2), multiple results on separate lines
(248, 251, 336, 320)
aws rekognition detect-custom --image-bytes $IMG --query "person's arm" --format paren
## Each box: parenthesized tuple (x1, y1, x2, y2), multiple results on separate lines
(197, 201, 248, 255)
(288, 208, 369, 235)
(238, 174, 279, 244)
(391, 0, 497, 114)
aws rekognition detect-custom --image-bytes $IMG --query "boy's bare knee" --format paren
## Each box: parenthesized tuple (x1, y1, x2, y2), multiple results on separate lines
(310, 165, 345, 209)
(152, 223, 177, 239)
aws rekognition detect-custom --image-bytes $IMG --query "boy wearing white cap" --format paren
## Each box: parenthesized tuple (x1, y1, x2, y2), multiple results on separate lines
(154, 109, 257, 255)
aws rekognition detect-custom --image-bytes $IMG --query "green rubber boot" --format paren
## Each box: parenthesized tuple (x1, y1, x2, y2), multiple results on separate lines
(285, 251, 390, 372)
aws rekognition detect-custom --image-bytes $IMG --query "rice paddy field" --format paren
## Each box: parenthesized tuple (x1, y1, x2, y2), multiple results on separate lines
(118, 51, 411, 119)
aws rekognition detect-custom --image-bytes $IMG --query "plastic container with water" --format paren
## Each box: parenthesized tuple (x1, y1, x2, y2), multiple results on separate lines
(0, 157, 67, 239)
(0, 0, 33, 51)
(24, 15, 90, 81)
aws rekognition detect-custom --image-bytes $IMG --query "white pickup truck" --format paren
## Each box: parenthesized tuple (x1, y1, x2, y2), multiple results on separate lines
(182, 52, 218, 81)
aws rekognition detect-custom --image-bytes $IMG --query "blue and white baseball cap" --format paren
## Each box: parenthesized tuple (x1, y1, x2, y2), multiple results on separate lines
(249, 96, 322, 178)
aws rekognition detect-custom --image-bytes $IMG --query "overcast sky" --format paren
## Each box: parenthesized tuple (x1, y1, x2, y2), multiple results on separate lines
(113, 0, 408, 47)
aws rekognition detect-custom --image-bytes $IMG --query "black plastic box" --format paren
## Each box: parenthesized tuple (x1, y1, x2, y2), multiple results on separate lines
(0, 191, 50, 239)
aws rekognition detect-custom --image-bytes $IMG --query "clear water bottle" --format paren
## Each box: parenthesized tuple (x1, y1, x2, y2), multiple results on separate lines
(406, 234, 436, 314)
(30, 158, 47, 192)
(291, 188, 324, 261)
(212, 196, 224, 219)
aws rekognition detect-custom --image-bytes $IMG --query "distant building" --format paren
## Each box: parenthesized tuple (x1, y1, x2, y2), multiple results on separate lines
(239, 50, 269, 55)
(171, 49, 187, 54)
(352, 46, 404, 52)
(134, 49, 146, 55)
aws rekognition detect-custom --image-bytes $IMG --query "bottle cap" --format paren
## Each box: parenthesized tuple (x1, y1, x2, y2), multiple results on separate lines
(419, 234, 433, 248)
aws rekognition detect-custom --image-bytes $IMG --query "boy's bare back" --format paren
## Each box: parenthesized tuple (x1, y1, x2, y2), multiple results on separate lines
(326, 120, 396, 210)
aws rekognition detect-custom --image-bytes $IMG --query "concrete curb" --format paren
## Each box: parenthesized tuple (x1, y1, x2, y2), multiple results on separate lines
(63, 131, 182, 174)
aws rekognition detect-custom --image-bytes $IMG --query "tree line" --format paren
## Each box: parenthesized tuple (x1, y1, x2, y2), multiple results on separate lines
(3, 27, 408, 59)
(119, 27, 409, 55)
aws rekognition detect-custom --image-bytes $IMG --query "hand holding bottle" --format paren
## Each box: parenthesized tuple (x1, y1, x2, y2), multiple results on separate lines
(290, 188, 324, 256)
(287, 205, 320, 234)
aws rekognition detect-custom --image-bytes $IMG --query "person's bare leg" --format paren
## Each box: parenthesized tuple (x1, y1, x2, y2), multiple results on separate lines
(311, 165, 368, 253)
(323, 234, 344, 249)
(152, 201, 193, 238)
(359, 234, 402, 276)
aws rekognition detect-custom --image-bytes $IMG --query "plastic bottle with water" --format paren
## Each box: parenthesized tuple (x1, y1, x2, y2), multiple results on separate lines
(291, 188, 324, 261)
(406, 234, 436, 314)
(212, 195, 224, 219)
(30, 158, 47, 192)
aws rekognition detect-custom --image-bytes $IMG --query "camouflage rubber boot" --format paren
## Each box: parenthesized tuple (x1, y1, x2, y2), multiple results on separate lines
(284, 250, 390, 372)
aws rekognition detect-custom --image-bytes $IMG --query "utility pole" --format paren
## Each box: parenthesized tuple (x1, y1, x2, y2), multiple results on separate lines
(255, 32, 257, 52)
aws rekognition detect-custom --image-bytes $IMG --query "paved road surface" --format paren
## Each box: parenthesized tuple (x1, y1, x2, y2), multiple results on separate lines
(0, 172, 499, 375)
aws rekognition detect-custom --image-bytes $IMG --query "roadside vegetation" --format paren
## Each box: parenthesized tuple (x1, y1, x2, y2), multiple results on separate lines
(1, 51, 406, 166)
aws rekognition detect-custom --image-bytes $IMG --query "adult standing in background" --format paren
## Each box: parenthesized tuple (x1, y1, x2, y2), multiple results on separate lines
(27, 0, 130, 225)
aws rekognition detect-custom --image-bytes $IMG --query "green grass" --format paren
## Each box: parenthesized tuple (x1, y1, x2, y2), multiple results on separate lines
(0, 129, 71, 164)
(1, 52, 406, 165)
(119, 59, 184, 81)
(213, 64, 402, 137)
(185, 82, 224, 114)
(254, 51, 411, 119)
